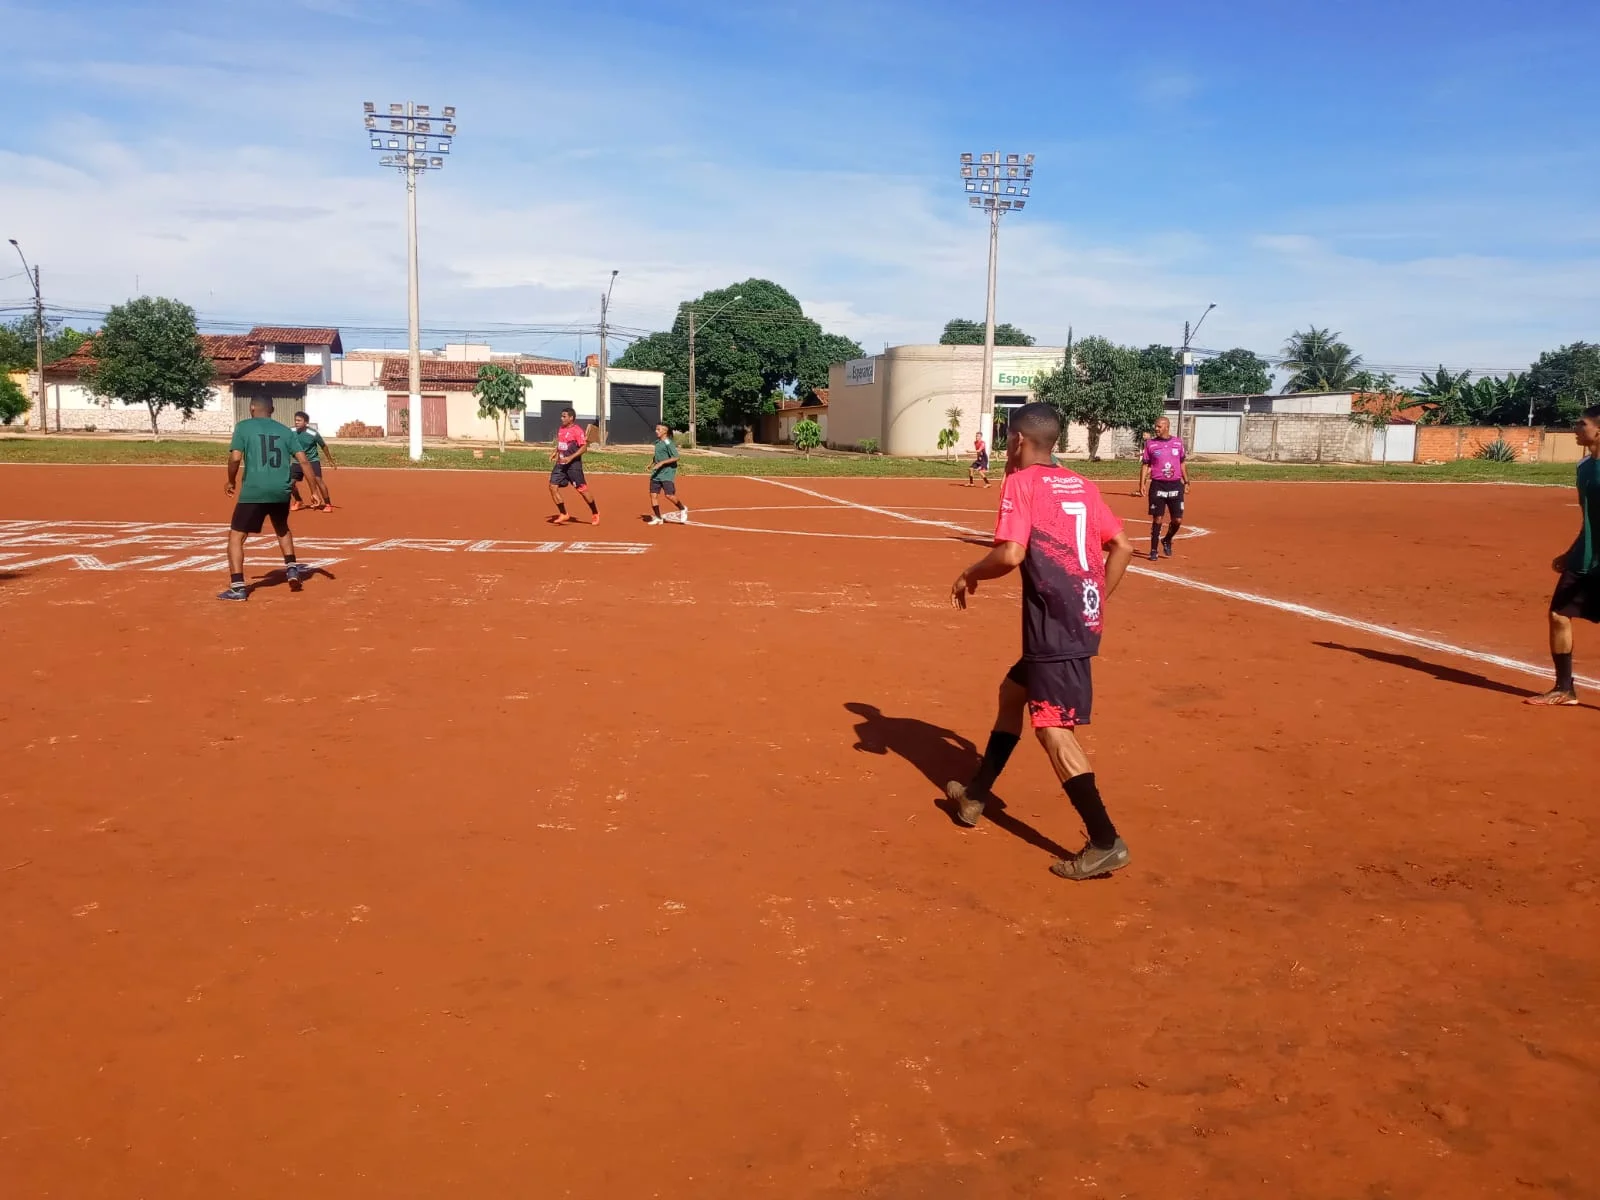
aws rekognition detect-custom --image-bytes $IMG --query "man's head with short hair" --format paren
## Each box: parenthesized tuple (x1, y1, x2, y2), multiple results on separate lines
(559, 406, 575, 426)
(293, 411, 310, 430)
(1153, 416, 1171, 439)
(655, 423, 669, 439)
(1578, 405, 1600, 449)
(249, 397, 274, 417)
(1008, 402, 1061, 467)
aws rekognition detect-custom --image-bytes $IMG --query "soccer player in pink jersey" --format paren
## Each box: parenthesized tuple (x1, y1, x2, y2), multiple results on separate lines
(548, 407, 600, 526)
(968, 433, 990, 488)
(1137, 415, 1190, 561)
(947, 402, 1137, 880)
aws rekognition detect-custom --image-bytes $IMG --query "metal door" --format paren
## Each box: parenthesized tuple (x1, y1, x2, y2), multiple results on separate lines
(1192, 415, 1240, 453)
(387, 394, 448, 439)
(609, 383, 661, 445)
(1371, 424, 1416, 463)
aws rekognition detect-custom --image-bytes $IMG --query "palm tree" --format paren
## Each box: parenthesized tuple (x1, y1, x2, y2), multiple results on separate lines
(1279, 327, 1365, 393)
(1411, 365, 1474, 424)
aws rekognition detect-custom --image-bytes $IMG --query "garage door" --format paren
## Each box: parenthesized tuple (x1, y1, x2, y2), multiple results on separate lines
(1191, 415, 1240, 454)
(1371, 424, 1416, 463)
(609, 383, 661, 446)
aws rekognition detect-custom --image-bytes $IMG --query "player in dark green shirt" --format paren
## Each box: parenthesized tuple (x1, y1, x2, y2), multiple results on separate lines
(219, 398, 322, 602)
(646, 423, 689, 525)
(1528, 404, 1600, 705)
(290, 411, 339, 511)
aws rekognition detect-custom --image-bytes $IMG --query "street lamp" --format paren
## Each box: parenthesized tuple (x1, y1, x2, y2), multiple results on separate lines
(361, 100, 458, 461)
(685, 293, 741, 449)
(959, 151, 1034, 452)
(1177, 302, 1216, 446)
(597, 270, 618, 443)
(8, 239, 44, 432)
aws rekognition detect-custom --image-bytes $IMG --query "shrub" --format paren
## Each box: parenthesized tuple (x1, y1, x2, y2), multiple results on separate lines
(793, 417, 822, 456)
(0, 375, 30, 426)
(1476, 438, 1517, 462)
(936, 427, 958, 458)
(858, 437, 879, 455)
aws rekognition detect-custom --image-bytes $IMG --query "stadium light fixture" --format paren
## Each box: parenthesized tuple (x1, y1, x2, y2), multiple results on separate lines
(958, 148, 1037, 458)
(362, 100, 460, 462)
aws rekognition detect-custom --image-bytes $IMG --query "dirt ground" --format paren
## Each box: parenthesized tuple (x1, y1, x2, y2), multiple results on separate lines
(1, 465, 1595, 1199)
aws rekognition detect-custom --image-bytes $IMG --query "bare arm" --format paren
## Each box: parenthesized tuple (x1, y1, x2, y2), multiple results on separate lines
(951, 541, 1026, 609)
(652, 455, 679, 473)
(1103, 529, 1135, 598)
(1136, 461, 1149, 496)
(225, 449, 242, 496)
(320, 441, 337, 468)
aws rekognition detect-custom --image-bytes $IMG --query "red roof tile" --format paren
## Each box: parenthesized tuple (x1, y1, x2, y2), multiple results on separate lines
(378, 357, 574, 392)
(237, 363, 325, 385)
(247, 326, 344, 353)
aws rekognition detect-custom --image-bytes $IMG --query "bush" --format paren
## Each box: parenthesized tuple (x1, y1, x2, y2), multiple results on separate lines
(793, 417, 822, 456)
(0, 375, 30, 426)
(858, 437, 880, 455)
(1476, 438, 1517, 462)
(337, 421, 386, 439)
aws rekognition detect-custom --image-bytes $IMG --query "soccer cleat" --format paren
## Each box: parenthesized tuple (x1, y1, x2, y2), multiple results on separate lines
(1049, 837, 1131, 880)
(1524, 688, 1580, 707)
(1147, 549, 1159, 562)
(647, 515, 664, 526)
(321, 502, 337, 512)
(285, 563, 311, 584)
(1161, 537, 1174, 558)
(591, 514, 601, 526)
(290, 500, 302, 511)
(946, 780, 987, 827)
(216, 584, 248, 602)
(677, 509, 690, 525)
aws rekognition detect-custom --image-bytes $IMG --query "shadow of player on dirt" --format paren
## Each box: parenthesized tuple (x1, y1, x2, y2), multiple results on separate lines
(248, 565, 339, 596)
(843, 702, 1077, 860)
(1315, 641, 1537, 699)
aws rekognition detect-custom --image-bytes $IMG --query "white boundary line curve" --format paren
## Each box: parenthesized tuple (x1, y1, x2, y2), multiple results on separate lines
(745, 476, 1596, 691)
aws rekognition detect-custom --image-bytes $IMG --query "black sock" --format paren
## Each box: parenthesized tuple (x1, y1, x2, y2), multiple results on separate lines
(651, 505, 661, 517)
(1555, 652, 1575, 692)
(555, 500, 568, 515)
(1149, 520, 1161, 552)
(1165, 522, 1181, 543)
(970, 730, 1020, 793)
(588, 498, 600, 514)
(283, 554, 297, 565)
(1064, 773, 1119, 849)
(230, 572, 245, 587)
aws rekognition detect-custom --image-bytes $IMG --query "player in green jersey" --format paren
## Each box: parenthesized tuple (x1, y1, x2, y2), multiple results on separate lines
(219, 398, 322, 602)
(290, 411, 338, 511)
(1528, 404, 1600, 705)
(646, 423, 688, 525)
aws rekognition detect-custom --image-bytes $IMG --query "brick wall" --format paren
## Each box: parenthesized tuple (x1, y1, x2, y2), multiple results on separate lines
(1240, 413, 1370, 462)
(1415, 425, 1544, 463)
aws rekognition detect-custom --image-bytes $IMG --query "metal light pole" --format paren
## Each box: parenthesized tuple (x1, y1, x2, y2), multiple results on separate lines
(685, 293, 741, 449)
(1177, 302, 1216, 446)
(959, 151, 1033, 452)
(597, 270, 618, 444)
(362, 100, 458, 461)
(8, 239, 44, 432)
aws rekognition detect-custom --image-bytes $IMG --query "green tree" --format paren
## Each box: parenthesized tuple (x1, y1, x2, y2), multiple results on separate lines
(1523, 342, 1600, 427)
(1138, 344, 1180, 395)
(616, 278, 859, 440)
(1409, 365, 1477, 425)
(793, 416, 822, 456)
(939, 318, 1035, 347)
(0, 317, 89, 371)
(1034, 336, 1165, 460)
(1198, 348, 1272, 395)
(81, 297, 214, 438)
(0, 373, 30, 425)
(473, 363, 528, 453)
(1279, 327, 1365, 393)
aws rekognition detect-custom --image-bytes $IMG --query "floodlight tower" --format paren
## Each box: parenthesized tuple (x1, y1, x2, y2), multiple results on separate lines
(362, 100, 458, 461)
(959, 151, 1033, 454)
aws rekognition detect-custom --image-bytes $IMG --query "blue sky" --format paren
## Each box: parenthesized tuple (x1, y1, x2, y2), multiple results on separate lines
(3, 0, 1597, 377)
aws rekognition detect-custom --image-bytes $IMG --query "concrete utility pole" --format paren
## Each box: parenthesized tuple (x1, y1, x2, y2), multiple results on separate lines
(362, 99, 458, 461)
(8, 240, 44, 431)
(957, 151, 1034, 453)
(1177, 302, 1216, 447)
(597, 270, 617, 444)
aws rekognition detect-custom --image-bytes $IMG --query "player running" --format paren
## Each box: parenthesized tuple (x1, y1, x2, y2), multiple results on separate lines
(946, 402, 1137, 880)
(1138, 416, 1189, 561)
(548, 407, 600, 526)
(1527, 404, 1600, 706)
(968, 432, 991, 488)
(289, 411, 338, 512)
(219, 398, 323, 602)
(647, 423, 689, 525)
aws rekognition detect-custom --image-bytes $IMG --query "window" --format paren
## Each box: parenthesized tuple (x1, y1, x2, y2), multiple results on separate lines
(276, 344, 305, 364)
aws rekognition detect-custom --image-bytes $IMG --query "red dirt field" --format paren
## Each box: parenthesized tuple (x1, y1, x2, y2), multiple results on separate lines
(1, 464, 1595, 1199)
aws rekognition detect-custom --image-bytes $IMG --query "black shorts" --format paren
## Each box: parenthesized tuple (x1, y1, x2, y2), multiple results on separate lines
(649, 478, 677, 495)
(1551, 571, 1600, 623)
(972, 455, 989, 472)
(230, 501, 290, 536)
(1148, 482, 1185, 519)
(1006, 657, 1093, 729)
(290, 460, 324, 482)
(551, 460, 588, 489)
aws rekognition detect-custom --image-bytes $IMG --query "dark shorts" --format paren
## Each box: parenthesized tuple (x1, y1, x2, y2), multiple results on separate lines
(230, 501, 291, 536)
(1551, 571, 1600, 623)
(649, 477, 677, 495)
(551, 459, 588, 489)
(289, 460, 324, 482)
(972, 455, 989, 472)
(1148, 481, 1185, 519)
(1006, 657, 1093, 729)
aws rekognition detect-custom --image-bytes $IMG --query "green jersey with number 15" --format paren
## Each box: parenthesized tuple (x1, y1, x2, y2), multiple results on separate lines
(230, 417, 304, 503)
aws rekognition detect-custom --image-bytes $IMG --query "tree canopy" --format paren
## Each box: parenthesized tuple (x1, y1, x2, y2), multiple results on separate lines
(473, 362, 528, 452)
(939, 318, 1035, 347)
(1522, 342, 1600, 427)
(0, 317, 90, 371)
(1137, 344, 1180, 394)
(81, 297, 214, 438)
(1199, 348, 1273, 395)
(1279, 327, 1365, 393)
(0, 373, 30, 425)
(615, 279, 861, 437)
(1034, 336, 1166, 460)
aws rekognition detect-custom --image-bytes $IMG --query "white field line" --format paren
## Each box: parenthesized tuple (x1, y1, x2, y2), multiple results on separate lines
(748, 476, 1593, 691)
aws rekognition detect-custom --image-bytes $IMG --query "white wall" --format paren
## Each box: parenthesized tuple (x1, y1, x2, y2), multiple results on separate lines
(40, 379, 235, 434)
(302, 385, 387, 435)
(1268, 392, 1353, 415)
